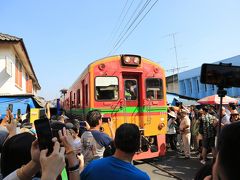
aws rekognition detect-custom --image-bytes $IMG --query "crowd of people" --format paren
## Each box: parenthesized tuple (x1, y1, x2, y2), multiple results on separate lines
(1, 101, 240, 179)
(0, 109, 150, 180)
(166, 101, 240, 179)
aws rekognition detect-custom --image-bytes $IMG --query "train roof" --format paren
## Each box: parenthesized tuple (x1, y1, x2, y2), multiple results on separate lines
(69, 54, 165, 90)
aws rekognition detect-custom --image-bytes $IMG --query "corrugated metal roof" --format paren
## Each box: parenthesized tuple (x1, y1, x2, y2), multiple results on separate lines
(0, 33, 21, 41)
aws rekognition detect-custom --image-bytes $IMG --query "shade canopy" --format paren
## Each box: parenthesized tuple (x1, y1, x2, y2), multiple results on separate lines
(197, 94, 238, 105)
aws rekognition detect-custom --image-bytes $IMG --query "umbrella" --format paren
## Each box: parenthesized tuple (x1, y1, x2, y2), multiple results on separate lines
(197, 94, 238, 105)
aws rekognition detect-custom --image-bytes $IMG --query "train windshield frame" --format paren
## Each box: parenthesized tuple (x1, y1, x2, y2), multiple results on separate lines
(95, 76, 119, 101)
(146, 78, 163, 100)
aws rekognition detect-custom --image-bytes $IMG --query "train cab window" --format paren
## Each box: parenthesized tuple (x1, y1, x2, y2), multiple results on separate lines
(146, 78, 163, 100)
(125, 80, 137, 100)
(95, 77, 119, 100)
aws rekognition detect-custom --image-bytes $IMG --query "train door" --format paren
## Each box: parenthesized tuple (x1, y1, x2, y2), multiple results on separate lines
(122, 74, 140, 124)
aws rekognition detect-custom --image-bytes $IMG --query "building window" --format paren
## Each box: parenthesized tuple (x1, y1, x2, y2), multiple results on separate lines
(212, 85, 214, 90)
(26, 73, 33, 93)
(181, 81, 186, 95)
(15, 58, 22, 88)
(189, 80, 192, 94)
(196, 79, 199, 93)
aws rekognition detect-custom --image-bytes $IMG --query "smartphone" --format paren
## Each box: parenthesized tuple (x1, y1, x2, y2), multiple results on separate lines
(200, 63, 240, 88)
(7, 104, 14, 123)
(102, 117, 110, 123)
(8, 104, 13, 112)
(34, 118, 54, 154)
(17, 109, 21, 118)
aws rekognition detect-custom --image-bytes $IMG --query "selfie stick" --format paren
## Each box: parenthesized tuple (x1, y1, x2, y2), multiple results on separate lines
(217, 86, 227, 136)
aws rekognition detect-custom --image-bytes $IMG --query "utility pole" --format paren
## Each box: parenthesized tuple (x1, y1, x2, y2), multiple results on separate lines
(171, 33, 179, 74)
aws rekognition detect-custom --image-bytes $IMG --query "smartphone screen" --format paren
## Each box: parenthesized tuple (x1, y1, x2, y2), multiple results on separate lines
(8, 104, 13, 112)
(34, 118, 53, 154)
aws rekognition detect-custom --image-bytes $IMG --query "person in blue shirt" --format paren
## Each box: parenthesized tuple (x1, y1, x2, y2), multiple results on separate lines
(80, 110, 114, 167)
(80, 123, 150, 180)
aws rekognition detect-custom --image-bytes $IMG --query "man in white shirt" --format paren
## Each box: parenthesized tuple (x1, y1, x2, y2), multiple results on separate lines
(179, 109, 191, 159)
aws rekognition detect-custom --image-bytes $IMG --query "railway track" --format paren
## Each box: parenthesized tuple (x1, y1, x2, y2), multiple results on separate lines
(145, 160, 184, 180)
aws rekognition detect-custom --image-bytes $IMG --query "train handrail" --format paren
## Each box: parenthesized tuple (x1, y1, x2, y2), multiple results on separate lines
(123, 98, 127, 123)
(146, 98, 151, 125)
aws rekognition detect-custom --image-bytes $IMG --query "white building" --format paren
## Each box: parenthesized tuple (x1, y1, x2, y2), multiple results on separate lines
(0, 33, 41, 95)
(178, 55, 240, 99)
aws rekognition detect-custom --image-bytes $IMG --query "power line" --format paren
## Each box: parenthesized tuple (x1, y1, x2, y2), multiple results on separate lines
(110, 0, 135, 47)
(108, 0, 153, 55)
(108, 0, 130, 44)
(111, 0, 159, 54)
(110, 0, 145, 52)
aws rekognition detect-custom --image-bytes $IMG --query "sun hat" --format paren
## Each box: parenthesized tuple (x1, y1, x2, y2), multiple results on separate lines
(231, 109, 239, 115)
(180, 109, 190, 114)
(168, 111, 176, 118)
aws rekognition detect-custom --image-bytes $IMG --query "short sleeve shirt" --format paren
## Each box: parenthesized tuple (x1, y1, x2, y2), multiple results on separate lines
(80, 156, 150, 180)
(202, 113, 217, 138)
(80, 130, 112, 166)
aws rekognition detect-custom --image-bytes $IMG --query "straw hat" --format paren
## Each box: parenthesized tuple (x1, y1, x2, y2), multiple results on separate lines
(168, 111, 176, 118)
(180, 109, 190, 114)
(231, 109, 239, 115)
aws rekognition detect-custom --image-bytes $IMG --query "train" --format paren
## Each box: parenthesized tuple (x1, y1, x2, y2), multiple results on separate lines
(61, 54, 167, 159)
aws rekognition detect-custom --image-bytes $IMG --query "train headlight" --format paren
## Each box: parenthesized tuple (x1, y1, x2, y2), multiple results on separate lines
(121, 54, 141, 66)
(124, 56, 131, 63)
(133, 57, 140, 64)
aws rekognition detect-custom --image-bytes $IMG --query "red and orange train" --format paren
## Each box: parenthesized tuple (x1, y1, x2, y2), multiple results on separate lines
(61, 54, 167, 159)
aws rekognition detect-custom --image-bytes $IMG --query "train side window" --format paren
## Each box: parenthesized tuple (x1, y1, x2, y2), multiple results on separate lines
(95, 77, 119, 100)
(77, 89, 80, 108)
(124, 80, 137, 100)
(146, 78, 163, 100)
(85, 84, 88, 105)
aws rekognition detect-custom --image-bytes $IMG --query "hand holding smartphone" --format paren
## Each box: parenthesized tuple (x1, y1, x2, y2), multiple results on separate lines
(7, 104, 14, 123)
(34, 118, 54, 154)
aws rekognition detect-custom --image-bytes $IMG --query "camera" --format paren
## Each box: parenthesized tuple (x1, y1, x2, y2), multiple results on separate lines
(79, 121, 86, 127)
(102, 117, 110, 123)
(200, 63, 240, 88)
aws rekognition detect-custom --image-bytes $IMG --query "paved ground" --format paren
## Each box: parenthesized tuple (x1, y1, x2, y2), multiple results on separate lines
(136, 163, 177, 180)
(137, 149, 210, 180)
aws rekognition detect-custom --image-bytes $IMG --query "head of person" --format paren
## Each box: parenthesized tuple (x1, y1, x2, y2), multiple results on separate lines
(180, 109, 189, 118)
(212, 122, 240, 180)
(198, 108, 204, 117)
(202, 107, 208, 115)
(221, 106, 226, 115)
(168, 111, 176, 119)
(114, 123, 140, 154)
(230, 110, 239, 122)
(1, 132, 36, 178)
(86, 110, 102, 128)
